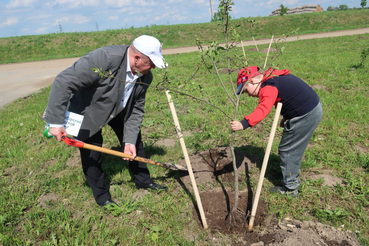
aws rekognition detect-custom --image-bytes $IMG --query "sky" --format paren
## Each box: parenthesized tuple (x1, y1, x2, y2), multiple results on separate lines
(0, 0, 360, 38)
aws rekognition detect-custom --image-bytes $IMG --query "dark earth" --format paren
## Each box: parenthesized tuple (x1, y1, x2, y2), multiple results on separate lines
(176, 147, 360, 246)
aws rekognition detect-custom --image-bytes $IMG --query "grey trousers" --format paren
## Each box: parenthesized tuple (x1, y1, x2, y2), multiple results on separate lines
(278, 102, 323, 190)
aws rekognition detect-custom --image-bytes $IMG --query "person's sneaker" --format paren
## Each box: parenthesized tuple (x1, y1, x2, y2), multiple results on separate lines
(269, 186, 299, 198)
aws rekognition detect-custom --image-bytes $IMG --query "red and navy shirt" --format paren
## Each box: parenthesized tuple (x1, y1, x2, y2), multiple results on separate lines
(241, 74, 320, 129)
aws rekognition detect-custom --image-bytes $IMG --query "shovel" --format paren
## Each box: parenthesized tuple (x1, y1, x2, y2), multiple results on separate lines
(44, 129, 187, 171)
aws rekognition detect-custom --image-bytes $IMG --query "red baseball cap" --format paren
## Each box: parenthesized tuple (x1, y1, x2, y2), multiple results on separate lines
(236, 66, 261, 94)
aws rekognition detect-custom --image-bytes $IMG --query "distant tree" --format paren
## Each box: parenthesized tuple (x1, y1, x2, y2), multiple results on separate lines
(95, 22, 99, 31)
(338, 4, 349, 10)
(327, 6, 338, 11)
(280, 4, 289, 16)
(361, 0, 367, 8)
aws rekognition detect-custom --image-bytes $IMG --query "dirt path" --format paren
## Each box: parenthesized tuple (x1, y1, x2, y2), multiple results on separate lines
(1, 27, 368, 109)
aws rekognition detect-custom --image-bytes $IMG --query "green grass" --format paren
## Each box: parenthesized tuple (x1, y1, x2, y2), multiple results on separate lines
(1, 9, 369, 245)
(1, 32, 369, 245)
(0, 9, 369, 64)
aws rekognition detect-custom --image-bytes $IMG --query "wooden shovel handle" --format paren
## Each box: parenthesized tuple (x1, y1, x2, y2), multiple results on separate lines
(83, 143, 187, 171)
(84, 143, 152, 164)
(60, 134, 187, 171)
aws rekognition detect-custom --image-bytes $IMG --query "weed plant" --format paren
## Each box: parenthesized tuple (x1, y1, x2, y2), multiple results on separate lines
(1, 34, 369, 245)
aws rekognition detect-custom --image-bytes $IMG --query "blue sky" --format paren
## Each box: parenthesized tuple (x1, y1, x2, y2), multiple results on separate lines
(0, 0, 360, 38)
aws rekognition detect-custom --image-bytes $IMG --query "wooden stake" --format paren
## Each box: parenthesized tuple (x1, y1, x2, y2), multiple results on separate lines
(165, 91, 208, 229)
(252, 36, 259, 52)
(249, 102, 282, 230)
(241, 41, 248, 66)
(263, 35, 274, 69)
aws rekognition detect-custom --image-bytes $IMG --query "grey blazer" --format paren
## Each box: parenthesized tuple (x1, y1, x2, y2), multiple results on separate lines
(42, 45, 152, 144)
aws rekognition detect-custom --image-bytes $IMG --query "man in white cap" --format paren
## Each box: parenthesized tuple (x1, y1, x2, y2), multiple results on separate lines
(42, 35, 167, 209)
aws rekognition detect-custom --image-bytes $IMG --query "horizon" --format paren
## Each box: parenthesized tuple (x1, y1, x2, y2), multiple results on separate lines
(0, 0, 360, 39)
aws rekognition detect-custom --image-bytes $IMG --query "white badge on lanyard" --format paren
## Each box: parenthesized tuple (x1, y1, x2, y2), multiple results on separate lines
(64, 111, 84, 136)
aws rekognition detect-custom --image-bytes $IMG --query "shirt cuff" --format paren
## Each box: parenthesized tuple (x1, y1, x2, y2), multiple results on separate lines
(240, 119, 250, 130)
(48, 123, 64, 128)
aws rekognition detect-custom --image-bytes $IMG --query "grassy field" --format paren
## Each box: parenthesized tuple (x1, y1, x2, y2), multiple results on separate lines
(1, 9, 369, 246)
(0, 9, 369, 64)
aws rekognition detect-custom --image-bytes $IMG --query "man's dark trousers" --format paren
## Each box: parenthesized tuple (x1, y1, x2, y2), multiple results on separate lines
(78, 116, 152, 205)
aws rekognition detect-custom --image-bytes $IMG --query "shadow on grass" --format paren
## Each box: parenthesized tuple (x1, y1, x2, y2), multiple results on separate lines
(100, 144, 169, 187)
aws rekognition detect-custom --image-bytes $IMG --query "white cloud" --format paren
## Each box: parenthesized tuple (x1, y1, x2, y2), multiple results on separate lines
(135, 0, 159, 7)
(193, 0, 206, 3)
(118, 6, 134, 13)
(74, 15, 89, 24)
(27, 14, 52, 20)
(109, 16, 119, 20)
(53, 0, 99, 8)
(35, 26, 48, 33)
(266, 0, 279, 6)
(6, 0, 39, 9)
(284, 0, 300, 5)
(0, 17, 18, 27)
(54, 15, 89, 25)
(104, 0, 130, 7)
(105, 0, 159, 8)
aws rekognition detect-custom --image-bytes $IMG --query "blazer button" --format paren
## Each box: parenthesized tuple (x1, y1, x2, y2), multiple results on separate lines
(110, 115, 114, 118)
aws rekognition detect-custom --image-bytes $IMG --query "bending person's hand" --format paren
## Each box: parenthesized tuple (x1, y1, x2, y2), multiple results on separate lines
(230, 121, 243, 131)
(123, 144, 137, 161)
(48, 127, 66, 142)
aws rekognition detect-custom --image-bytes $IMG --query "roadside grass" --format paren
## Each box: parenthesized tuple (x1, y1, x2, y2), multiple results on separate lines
(0, 9, 369, 64)
(1, 33, 369, 245)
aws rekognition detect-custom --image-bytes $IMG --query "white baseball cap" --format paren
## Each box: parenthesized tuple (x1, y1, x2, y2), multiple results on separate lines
(133, 35, 167, 68)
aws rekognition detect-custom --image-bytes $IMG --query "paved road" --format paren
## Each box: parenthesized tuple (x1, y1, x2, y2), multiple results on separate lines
(1, 28, 368, 109)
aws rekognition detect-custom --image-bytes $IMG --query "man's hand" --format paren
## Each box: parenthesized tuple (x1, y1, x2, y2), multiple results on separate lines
(48, 127, 66, 141)
(230, 121, 243, 131)
(123, 144, 137, 161)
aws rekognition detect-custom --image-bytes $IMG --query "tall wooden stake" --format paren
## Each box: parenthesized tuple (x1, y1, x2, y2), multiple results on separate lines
(165, 91, 208, 229)
(252, 36, 259, 52)
(263, 35, 274, 68)
(249, 102, 282, 230)
(241, 41, 248, 66)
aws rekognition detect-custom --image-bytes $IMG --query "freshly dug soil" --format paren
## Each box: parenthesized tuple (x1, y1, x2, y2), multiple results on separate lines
(177, 147, 360, 246)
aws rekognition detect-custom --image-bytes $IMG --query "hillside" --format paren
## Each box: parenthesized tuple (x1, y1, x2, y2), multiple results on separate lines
(0, 9, 368, 64)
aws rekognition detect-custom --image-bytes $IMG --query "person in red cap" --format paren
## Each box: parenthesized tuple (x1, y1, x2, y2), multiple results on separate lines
(230, 66, 323, 197)
(42, 35, 168, 209)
